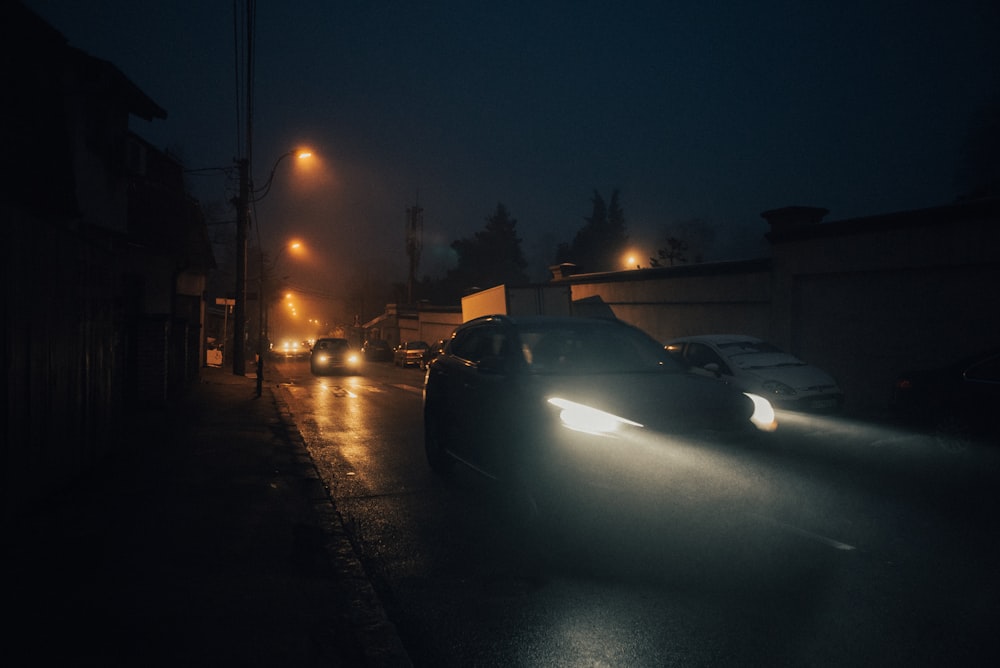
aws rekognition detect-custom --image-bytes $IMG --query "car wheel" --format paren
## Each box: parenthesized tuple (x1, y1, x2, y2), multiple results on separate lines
(424, 406, 455, 475)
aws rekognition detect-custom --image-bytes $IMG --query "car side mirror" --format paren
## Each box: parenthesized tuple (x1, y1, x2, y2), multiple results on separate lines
(704, 362, 721, 377)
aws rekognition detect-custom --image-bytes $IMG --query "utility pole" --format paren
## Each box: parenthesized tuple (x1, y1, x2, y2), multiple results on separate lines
(233, 157, 250, 376)
(405, 198, 423, 304)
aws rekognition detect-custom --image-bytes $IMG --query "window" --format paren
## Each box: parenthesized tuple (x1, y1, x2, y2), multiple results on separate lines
(685, 343, 730, 374)
(451, 326, 510, 365)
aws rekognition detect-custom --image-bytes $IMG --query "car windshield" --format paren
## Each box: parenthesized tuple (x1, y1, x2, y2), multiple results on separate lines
(519, 322, 681, 375)
(716, 340, 804, 369)
(716, 340, 783, 356)
(316, 339, 348, 351)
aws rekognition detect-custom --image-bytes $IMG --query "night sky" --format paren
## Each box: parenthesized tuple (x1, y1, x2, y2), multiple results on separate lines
(24, 0, 1000, 293)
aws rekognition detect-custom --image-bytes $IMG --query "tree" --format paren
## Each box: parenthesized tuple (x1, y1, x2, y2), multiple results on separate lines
(443, 202, 529, 298)
(650, 218, 716, 266)
(556, 188, 629, 272)
(650, 237, 689, 267)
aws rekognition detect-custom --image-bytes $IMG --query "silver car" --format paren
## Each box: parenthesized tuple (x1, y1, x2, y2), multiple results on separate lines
(665, 334, 843, 411)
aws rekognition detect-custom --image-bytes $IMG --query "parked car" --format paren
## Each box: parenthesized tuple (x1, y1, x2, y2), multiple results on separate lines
(394, 340, 429, 367)
(890, 347, 1000, 440)
(310, 337, 361, 375)
(664, 334, 844, 412)
(421, 338, 449, 369)
(362, 339, 392, 362)
(423, 316, 776, 501)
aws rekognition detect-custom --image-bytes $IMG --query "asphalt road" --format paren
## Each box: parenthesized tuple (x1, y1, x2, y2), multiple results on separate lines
(273, 357, 1000, 667)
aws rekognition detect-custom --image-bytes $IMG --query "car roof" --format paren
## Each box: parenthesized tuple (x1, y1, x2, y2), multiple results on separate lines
(462, 314, 622, 328)
(667, 334, 763, 345)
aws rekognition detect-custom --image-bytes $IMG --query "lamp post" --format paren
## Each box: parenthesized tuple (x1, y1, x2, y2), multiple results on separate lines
(233, 158, 250, 375)
(256, 240, 301, 396)
(232, 149, 311, 377)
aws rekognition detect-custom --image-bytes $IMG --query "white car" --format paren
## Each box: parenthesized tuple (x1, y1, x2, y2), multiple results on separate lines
(664, 334, 844, 412)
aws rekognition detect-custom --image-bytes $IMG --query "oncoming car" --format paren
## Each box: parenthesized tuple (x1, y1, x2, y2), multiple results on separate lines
(423, 315, 776, 504)
(275, 339, 310, 360)
(310, 337, 361, 375)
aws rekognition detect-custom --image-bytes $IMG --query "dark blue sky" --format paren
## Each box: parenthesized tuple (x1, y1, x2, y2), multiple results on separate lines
(25, 0, 1000, 286)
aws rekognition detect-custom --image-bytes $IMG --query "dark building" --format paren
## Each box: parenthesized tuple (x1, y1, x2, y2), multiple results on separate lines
(2, 2, 214, 521)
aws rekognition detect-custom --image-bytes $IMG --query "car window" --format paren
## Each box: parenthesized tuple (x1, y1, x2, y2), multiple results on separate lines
(521, 322, 679, 374)
(685, 342, 730, 373)
(717, 340, 782, 356)
(450, 326, 508, 364)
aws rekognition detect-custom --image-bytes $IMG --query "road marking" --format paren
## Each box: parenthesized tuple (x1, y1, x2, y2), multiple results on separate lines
(748, 513, 857, 551)
(390, 384, 423, 395)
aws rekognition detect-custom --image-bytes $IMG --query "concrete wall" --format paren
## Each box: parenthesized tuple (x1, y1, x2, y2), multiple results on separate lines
(553, 199, 1000, 415)
(767, 200, 1000, 411)
(567, 260, 773, 344)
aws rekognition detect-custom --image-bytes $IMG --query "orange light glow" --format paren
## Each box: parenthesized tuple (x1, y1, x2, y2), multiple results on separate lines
(623, 250, 644, 269)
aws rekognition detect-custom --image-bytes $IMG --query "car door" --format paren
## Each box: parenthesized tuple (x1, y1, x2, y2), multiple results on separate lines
(445, 323, 517, 477)
(684, 342, 734, 380)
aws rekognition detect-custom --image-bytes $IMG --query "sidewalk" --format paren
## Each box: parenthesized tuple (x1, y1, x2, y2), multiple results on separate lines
(6, 366, 411, 667)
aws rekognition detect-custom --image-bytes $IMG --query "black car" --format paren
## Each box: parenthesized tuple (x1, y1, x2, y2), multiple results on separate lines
(362, 339, 392, 362)
(890, 347, 1000, 441)
(310, 337, 361, 375)
(423, 315, 776, 505)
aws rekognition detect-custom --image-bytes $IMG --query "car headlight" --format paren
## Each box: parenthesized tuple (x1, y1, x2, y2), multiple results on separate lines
(347, 353, 359, 364)
(761, 379, 796, 396)
(744, 393, 777, 431)
(547, 397, 643, 436)
(316, 354, 328, 363)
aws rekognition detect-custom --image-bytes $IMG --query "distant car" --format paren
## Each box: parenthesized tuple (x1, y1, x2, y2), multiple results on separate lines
(394, 340, 429, 367)
(362, 339, 392, 362)
(890, 347, 1000, 440)
(274, 339, 310, 360)
(310, 337, 361, 375)
(423, 316, 776, 498)
(421, 338, 449, 369)
(664, 334, 844, 412)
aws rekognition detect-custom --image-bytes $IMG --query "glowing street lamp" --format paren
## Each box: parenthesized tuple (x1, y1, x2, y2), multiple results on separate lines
(256, 239, 306, 396)
(233, 148, 312, 378)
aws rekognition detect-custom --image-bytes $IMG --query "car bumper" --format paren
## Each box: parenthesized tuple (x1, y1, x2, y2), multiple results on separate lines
(771, 393, 844, 412)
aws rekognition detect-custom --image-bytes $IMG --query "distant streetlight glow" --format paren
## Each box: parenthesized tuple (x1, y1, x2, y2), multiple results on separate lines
(624, 251, 643, 269)
(235, 146, 316, 383)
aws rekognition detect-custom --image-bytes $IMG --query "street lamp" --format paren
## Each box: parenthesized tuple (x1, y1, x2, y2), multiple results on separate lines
(232, 149, 311, 377)
(255, 239, 303, 396)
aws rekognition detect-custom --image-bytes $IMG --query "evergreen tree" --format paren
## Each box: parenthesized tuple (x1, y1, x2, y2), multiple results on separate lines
(557, 189, 629, 272)
(444, 203, 529, 298)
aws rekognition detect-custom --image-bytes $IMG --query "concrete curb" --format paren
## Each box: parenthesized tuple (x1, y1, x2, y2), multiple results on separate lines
(271, 383, 413, 667)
